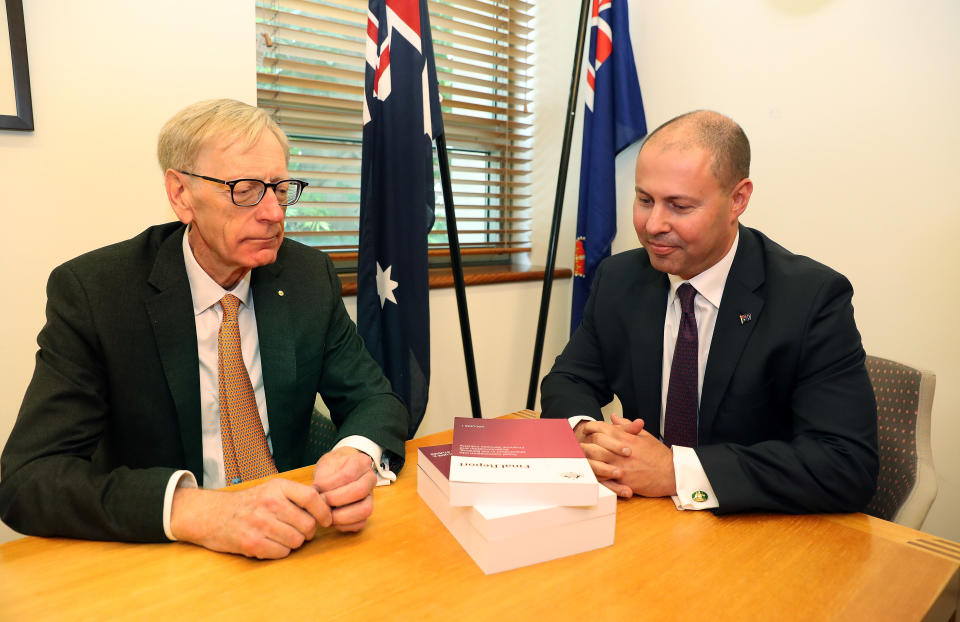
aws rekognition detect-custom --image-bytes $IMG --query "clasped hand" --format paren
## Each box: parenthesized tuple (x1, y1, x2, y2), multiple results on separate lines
(575, 414, 677, 499)
(171, 447, 377, 559)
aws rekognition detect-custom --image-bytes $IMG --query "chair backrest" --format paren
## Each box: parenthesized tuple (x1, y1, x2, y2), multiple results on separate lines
(304, 407, 339, 465)
(864, 355, 937, 529)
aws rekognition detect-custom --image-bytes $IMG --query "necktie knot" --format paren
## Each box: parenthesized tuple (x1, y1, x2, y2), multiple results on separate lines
(677, 283, 697, 315)
(220, 294, 240, 323)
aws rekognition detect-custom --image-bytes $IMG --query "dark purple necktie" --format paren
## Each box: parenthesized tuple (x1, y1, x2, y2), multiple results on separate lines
(663, 283, 699, 448)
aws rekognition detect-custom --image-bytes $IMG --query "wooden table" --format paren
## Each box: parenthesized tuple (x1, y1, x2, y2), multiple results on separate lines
(1, 411, 958, 621)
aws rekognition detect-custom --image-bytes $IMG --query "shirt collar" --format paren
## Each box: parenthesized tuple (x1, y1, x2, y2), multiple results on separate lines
(667, 230, 740, 309)
(181, 226, 252, 316)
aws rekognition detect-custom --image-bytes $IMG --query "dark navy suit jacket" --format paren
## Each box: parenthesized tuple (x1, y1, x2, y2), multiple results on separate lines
(541, 226, 878, 514)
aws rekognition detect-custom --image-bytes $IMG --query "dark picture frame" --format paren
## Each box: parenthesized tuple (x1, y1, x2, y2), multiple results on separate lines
(1, 0, 33, 131)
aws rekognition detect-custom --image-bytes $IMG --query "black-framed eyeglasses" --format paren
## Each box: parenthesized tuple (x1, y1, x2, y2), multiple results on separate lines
(178, 171, 309, 207)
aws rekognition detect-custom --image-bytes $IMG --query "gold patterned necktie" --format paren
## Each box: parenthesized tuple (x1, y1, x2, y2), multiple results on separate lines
(218, 293, 277, 484)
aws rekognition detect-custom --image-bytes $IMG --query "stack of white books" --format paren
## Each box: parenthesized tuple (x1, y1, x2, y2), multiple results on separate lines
(416, 418, 616, 574)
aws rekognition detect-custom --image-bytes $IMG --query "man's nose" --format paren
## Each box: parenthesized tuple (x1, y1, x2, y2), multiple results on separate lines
(644, 203, 670, 234)
(257, 187, 286, 222)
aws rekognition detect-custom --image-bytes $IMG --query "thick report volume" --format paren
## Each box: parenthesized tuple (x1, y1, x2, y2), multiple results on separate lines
(447, 417, 598, 507)
(417, 444, 616, 574)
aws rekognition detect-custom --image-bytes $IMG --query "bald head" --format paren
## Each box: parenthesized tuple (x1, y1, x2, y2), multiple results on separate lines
(641, 110, 750, 191)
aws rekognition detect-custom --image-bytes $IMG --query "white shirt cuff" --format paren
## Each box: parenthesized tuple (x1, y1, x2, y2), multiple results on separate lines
(568, 415, 596, 429)
(670, 446, 719, 511)
(162, 470, 198, 541)
(333, 435, 396, 486)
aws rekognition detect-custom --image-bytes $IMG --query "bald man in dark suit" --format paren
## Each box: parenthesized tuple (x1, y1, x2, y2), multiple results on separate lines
(541, 111, 877, 514)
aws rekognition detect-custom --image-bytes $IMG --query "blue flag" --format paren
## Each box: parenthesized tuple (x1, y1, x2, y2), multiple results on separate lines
(571, 0, 647, 334)
(358, 0, 443, 438)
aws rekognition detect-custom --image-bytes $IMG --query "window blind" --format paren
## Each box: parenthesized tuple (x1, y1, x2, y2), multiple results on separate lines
(256, 0, 535, 269)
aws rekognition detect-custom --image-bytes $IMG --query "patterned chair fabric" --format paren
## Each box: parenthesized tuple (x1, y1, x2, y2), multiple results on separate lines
(304, 406, 339, 466)
(863, 355, 937, 528)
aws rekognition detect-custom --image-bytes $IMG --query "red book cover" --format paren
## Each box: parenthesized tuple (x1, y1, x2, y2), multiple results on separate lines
(452, 417, 585, 459)
(418, 444, 453, 493)
(446, 418, 598, 507)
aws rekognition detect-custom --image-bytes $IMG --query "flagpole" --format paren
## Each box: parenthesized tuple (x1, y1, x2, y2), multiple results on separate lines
(436, 133, 483, 419)
(525, 0, 593, 410)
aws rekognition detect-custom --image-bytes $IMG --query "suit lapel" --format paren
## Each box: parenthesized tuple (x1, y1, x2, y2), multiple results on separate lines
(699, 227, 765, 442)
(144, 226, 203, 480)
(251, 258, 296, 467)
(631, 259, 669, 431)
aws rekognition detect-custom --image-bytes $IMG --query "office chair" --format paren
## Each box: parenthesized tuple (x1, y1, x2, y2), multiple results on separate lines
(863, 355, 937, 529)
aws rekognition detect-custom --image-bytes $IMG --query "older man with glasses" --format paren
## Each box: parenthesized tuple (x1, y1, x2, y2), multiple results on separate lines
(0, 99, 409, 559)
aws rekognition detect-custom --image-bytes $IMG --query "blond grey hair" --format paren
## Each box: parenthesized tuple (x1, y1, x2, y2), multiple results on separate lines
(157, 99, 289, 172)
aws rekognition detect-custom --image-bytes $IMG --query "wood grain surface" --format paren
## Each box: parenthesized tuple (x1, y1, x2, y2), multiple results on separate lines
(1, 411, 956, 622)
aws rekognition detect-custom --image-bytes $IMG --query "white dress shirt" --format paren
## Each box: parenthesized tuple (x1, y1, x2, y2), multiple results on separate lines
(570, 232, 739, 511)
(161, 229, 394, 539)
(661, 232, 738, 510)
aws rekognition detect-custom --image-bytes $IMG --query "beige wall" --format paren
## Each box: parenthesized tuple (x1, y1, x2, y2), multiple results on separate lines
(1, 0, 957, 546)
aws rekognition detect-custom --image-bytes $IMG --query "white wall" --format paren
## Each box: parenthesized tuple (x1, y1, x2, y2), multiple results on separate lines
(547, 0, 960, 539)
(1, 0, 957, 546)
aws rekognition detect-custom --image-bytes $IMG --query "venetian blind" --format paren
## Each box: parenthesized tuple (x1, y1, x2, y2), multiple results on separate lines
(256, 0, 535, 269)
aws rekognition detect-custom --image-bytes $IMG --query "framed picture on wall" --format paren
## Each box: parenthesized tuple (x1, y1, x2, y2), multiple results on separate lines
(1, 0, 33, 131)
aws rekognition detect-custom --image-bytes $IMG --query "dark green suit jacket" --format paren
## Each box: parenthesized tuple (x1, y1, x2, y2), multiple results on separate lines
(541, 226, 878, 514)
(0, 223, 409, 542)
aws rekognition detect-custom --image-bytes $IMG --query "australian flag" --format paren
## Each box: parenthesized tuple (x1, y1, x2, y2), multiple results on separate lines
(358, 0, 443, 438)
(571, 0, 647, 333)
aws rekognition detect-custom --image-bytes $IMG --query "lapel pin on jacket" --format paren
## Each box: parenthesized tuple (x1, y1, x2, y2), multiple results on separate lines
(739, 313, 752, 325)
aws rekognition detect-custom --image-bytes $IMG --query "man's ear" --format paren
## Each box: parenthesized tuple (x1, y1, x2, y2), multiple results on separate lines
(730, 177, 753, 221)
(165, 169, 194, 225)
